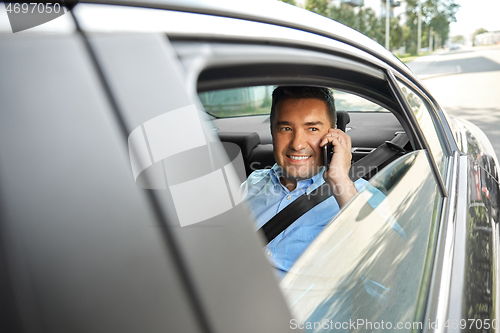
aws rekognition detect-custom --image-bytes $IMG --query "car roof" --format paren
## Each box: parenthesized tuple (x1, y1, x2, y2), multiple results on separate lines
(76, 0, 415, 81)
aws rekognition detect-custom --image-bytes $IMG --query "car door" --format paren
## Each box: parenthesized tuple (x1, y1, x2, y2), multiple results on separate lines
(80, 30, 295, 333)
(280, 150, 443, 332)
(168, 29, 452, 333)
(0, 18, 203, 333)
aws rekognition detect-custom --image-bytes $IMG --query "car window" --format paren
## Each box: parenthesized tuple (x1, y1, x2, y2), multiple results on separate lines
(198, 86, 388, 118)
(333, 90, 388, 112)
(199, 86, 273, 118)
(397, 80, 447, 177)
(280, 150, 442, 332)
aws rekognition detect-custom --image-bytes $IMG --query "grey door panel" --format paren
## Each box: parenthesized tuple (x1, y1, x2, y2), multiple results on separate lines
(0, 34, 200, 333)
(86, 33, 296, 333)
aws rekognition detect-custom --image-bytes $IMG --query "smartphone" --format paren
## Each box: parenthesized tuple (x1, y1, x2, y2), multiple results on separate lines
(323, 143, 334, 171)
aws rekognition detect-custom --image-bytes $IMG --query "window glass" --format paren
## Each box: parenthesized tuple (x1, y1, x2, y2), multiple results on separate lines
(199, 86, 273, 118)
(198, 86, 388, 118)
(397, 81, 447, 177)
(280, 151, 442, 332)
(333, 90, 388, 112)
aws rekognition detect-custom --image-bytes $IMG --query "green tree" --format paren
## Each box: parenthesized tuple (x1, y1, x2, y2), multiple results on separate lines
(451, 35, 465, 44)
(279, 0, 297, 6)
(401, 24, 412, 52)
(474, 28, 488, 35)
(390, 16, 404, 49)
(472, 28, 488, 46)
(404, 0, 459, 54)
(328, 4, 385, 44)
(430, 12, 452, 46)
(305, 1, 404, 51)
(305, 0, 329, 17)
(355, 6, 384, 43)
(329, 3, 357, 29)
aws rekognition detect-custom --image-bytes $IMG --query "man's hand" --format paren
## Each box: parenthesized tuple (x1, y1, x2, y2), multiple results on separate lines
(320, 128, 358, 208)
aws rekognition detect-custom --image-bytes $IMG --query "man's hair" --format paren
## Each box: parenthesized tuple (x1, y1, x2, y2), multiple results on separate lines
(270, 86, 336, 128)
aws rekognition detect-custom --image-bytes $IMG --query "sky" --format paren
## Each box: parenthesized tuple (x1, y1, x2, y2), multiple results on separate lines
(295, 0, 500, 37)
(2, 0, 499, 37)
(449, 0, 500, 36)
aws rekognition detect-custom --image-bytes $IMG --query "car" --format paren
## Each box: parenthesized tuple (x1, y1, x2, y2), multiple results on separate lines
(0, 1, 499, 332)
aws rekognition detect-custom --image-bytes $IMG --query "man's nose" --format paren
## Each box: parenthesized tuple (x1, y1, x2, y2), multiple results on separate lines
(290, 130, 307, 151)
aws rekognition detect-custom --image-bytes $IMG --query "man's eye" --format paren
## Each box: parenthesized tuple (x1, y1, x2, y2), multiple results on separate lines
(280, 127, 291, 132)
(309, 127, 319, 131)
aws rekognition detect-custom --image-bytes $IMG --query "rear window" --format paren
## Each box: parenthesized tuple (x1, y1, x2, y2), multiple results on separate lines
(198, 86, 388, 118)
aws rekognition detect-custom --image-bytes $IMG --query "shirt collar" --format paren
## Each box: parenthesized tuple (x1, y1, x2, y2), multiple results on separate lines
(270, 163, 325, 194)
(270, 164, 282, 186)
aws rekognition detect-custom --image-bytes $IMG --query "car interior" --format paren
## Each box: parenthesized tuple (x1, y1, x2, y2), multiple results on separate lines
(198, 83, 412, 181)
(1, 4, 495, 332)
(175, 40, 418, 183)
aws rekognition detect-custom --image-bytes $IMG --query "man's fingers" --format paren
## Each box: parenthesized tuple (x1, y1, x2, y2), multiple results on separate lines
(321, 129, 351, 150)
(331, 130, 351, 150)
(320, 135, 339, 147)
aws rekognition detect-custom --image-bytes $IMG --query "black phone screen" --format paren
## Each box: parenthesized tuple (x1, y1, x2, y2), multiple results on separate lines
(323, 143, 334, 171)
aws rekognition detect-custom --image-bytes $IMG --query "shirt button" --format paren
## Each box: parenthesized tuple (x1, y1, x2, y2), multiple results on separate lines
(287, 195, 291, 200)
(307, 187, 311, 192)
(267, 251, 272, 257)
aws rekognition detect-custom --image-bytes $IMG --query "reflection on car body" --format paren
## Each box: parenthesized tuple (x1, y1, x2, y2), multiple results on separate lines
(281, 151, 438, 331)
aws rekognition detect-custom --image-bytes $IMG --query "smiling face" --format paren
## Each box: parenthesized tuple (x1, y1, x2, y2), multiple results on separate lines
(271, 98, 333, 186)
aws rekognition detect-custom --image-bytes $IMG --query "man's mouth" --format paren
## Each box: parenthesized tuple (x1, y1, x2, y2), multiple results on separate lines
(287, 155, 311, 161)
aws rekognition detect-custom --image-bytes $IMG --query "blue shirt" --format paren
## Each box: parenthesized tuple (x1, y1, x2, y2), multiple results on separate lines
(241, 163, 372, 272)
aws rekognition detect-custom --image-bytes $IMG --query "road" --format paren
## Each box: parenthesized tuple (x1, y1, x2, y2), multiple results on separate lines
(406, 45, 500, 159)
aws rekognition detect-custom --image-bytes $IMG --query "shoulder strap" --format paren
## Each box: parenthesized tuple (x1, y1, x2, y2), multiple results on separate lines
(258, 183, 332, 244)
(349, 132, 409, 181)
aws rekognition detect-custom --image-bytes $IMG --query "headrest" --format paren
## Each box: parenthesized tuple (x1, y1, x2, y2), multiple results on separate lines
(248, 144, 275, 173)
(218, 132, 260, 158)
(337, 111, 350, 132)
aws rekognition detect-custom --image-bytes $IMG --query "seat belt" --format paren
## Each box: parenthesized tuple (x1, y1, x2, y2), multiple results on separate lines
(349, 132, 409, 181)
(349, 132, 409, 182)
(258, 132, 409, 245)
(258, 183, 331, 244)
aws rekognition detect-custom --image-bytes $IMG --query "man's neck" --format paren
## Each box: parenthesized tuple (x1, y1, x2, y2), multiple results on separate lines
(280, 177, 298, 192)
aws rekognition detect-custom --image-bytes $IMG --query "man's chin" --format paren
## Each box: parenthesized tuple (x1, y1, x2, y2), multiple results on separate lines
(281, 165, 322, 181)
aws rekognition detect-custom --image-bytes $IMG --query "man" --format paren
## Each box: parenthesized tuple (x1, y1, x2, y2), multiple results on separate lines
(241, 86, 371, 273)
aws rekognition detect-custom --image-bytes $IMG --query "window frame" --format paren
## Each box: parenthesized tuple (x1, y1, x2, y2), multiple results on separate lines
(392, 72, 453, 157)
(171, 30, 457, 331)
(387, 70, 449, 198)
(198, 85, 390, 119)
(173, 40, 451, 197)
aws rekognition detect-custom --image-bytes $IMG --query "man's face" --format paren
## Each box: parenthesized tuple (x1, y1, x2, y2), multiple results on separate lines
(271, 98, 332, 181)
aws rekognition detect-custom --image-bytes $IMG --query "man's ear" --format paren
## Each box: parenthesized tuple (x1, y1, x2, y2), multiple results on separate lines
(333, 124, 345, 133)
